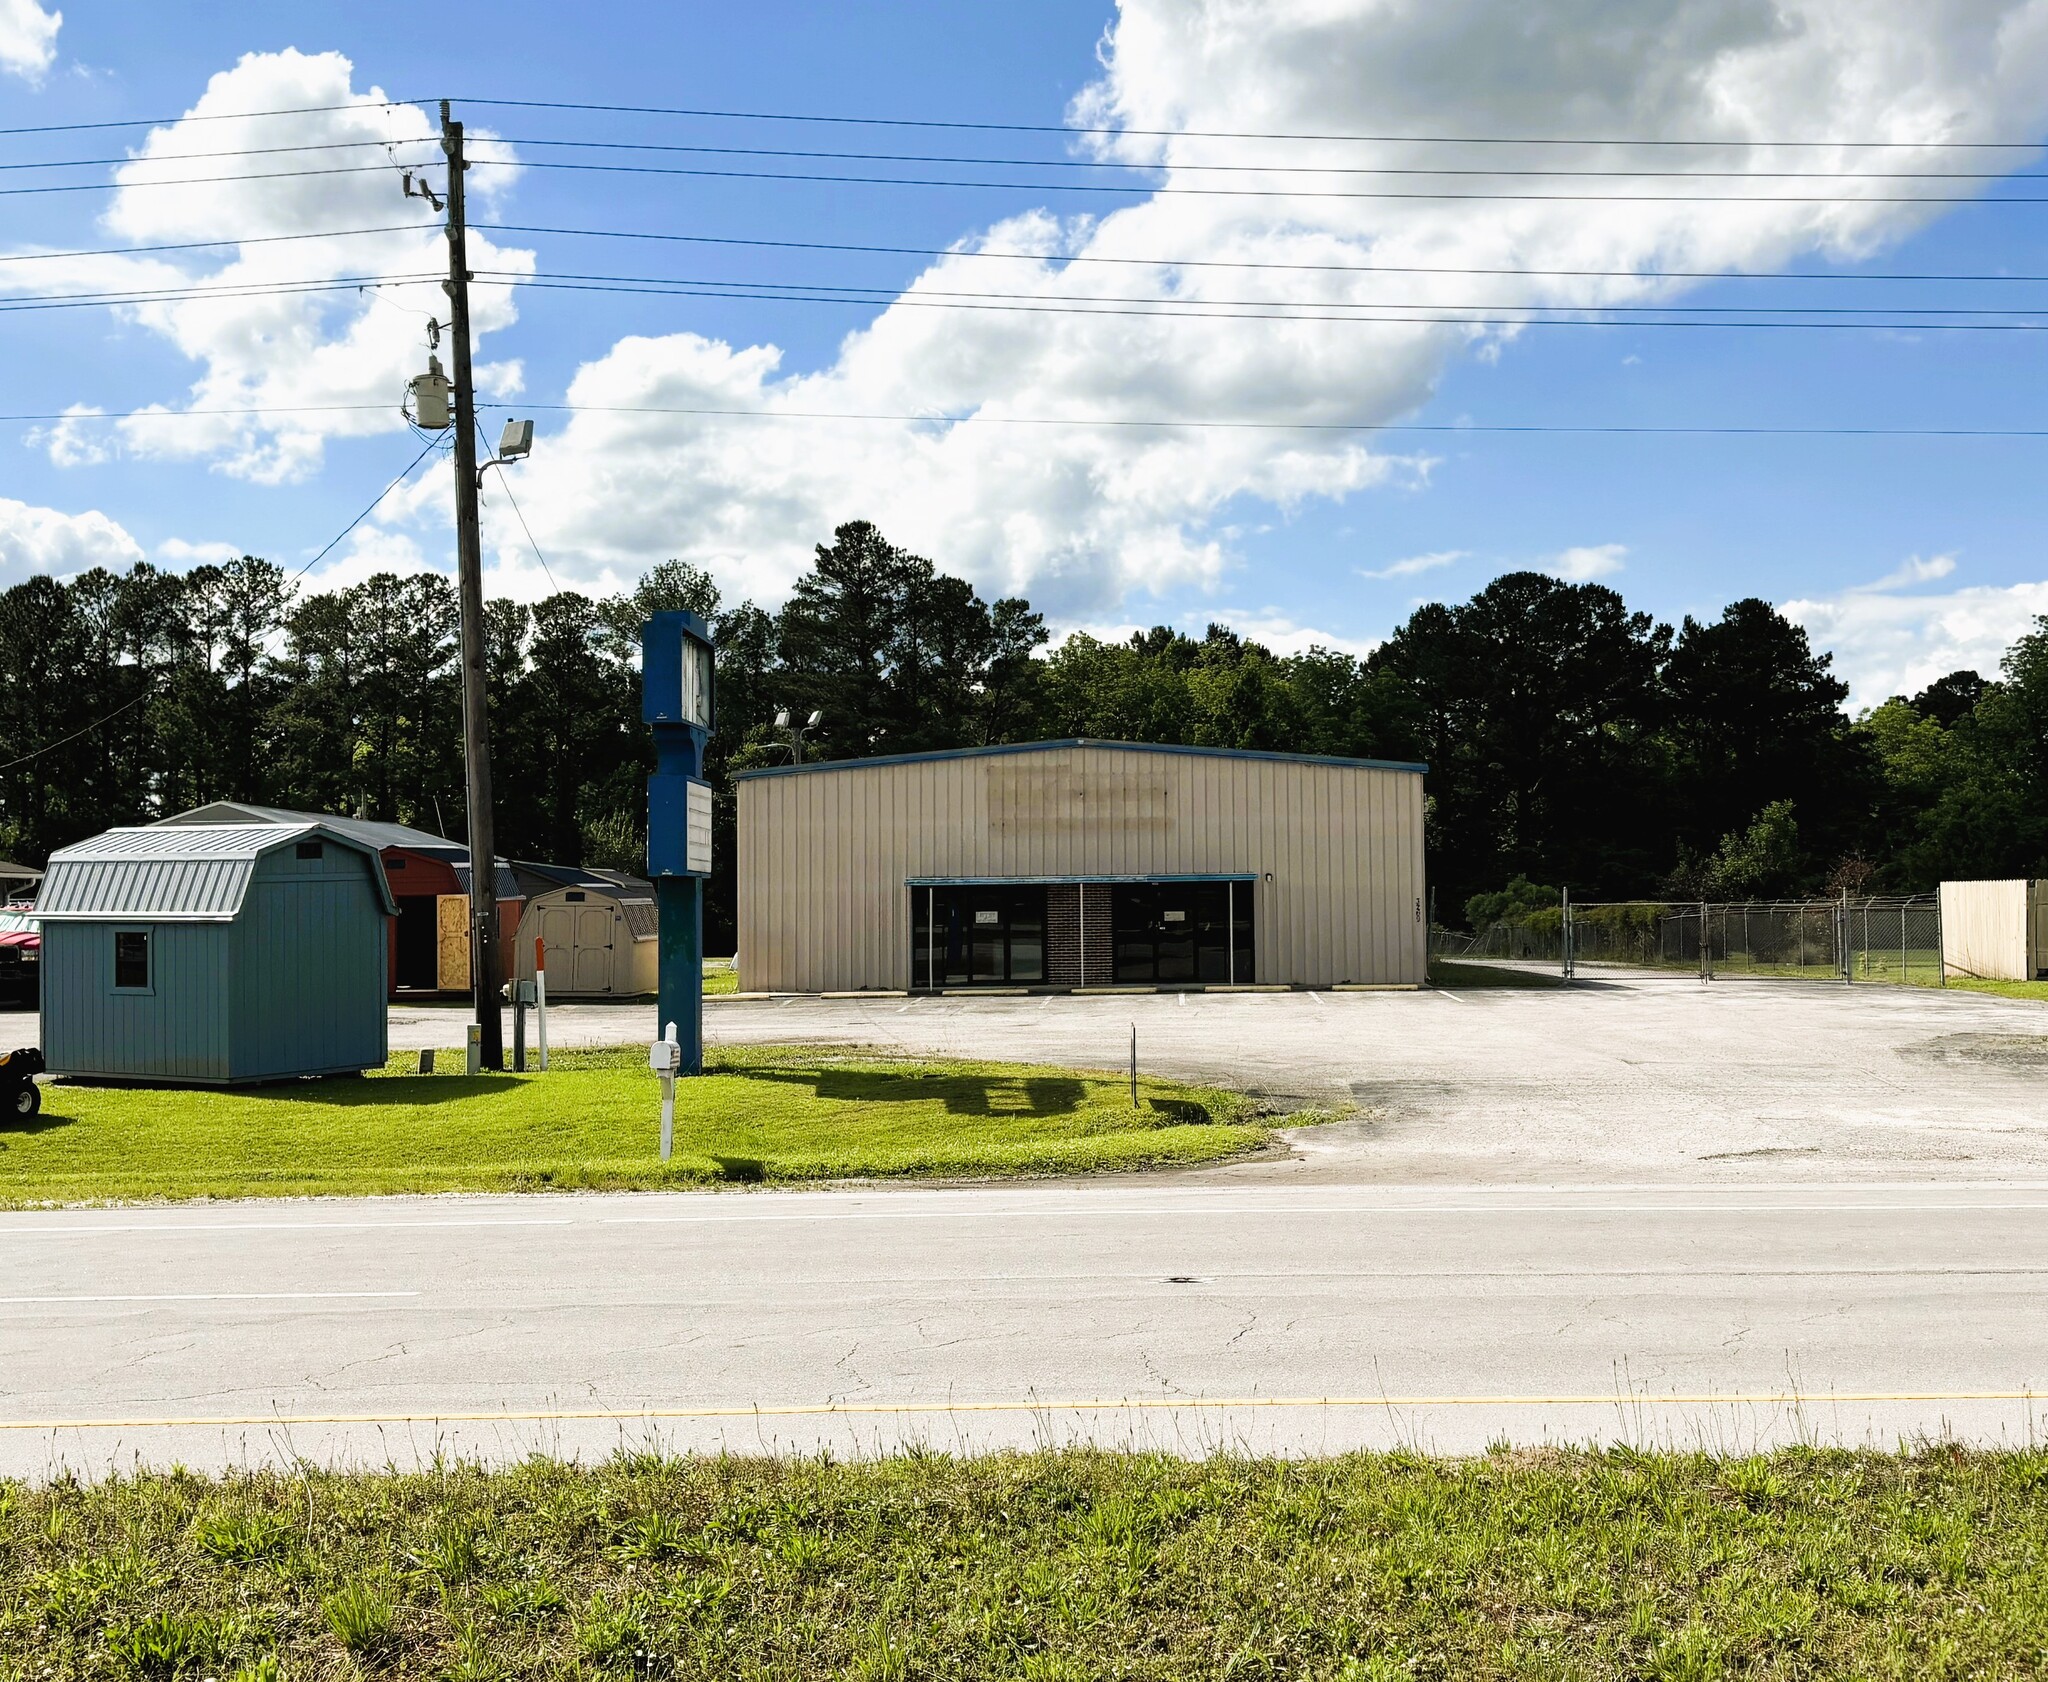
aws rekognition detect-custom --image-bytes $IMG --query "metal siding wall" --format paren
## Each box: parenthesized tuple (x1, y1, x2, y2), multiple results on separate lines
(738, 746, 1425, 990)
(229, 848, 387, 1080)
(1939, 879, 2032, 981)
(43, 921, 229, 1081)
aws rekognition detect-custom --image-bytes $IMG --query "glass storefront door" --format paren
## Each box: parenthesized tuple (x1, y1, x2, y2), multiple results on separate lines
(1110, 881, 1253, 984)
(912, 886, 1048, 988)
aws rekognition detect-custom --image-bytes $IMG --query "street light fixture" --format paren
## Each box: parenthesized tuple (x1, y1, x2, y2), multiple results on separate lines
(774, 708, 824, 763)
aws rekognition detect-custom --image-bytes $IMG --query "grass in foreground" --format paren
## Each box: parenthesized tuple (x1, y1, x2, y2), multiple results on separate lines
(5, 1446, 2047, 1679)
(1946, 977, 2048, 1003)
(0, 1047, 1269, 1205)
(1428, 960, 1562, 989)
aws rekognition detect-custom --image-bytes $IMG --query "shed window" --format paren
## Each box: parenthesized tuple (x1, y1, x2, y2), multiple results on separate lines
(565, 891, 587, 902)
(295, 841, 324, 860)
(114, 930, 151, 991)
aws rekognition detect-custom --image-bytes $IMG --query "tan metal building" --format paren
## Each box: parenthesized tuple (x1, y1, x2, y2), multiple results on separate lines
(736, 739, 1426, 993)
(1940, 878, 2046, 981)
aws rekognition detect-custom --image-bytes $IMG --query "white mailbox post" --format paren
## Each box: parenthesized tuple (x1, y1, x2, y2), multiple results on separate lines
(650, 1022, 682, 1161)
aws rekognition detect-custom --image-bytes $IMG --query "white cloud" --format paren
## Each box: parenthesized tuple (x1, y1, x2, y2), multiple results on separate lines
(0, 497, 144, 580)
(1547, 543, 1628, 582)
(0, 49, 532, 484)
(34, 9, 2048, 622)
(24, 405, 110, 467)
(474, 0, 2048, 619)
(0, 0, 59, 81)
(1210, 610, 1380, 658)
(1360, 549, 1464, 581)
(154, 538, 243, 565)
(1856, 552, 1958, 590)
(1786, 566, 2048, 704)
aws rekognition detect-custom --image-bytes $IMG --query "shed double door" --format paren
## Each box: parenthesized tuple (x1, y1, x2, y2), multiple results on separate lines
(540, 899, 618, 993)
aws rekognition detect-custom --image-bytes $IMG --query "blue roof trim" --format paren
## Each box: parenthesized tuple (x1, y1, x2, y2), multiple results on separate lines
(737, 738, 1428, 779)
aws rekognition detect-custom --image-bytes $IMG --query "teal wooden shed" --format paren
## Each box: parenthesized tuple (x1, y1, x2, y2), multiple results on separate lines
(38, 823, 395, 1084)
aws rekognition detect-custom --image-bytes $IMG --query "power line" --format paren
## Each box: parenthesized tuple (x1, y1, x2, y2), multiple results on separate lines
(14, 150, 2044, 205)
(0, 225, 436, 265)
(0, 404, 397, 420)
(0, 163, 399, 198)
(487, 405, 2048, 438)
(5, 131, 2045, 192)
(482, 264, 2048, 317)
(15, 401, 2048, 438)
(502, 273, 2048, 330)
(452, 97, 2048, 151)
(485, 134, 2046, 182)
(0, 137, 441, 174)
(0, 683, 157, 773)
(11, 260, 2048, 322)
(17, 219, 2048, 287)
(17, 154, 2048, 207)
(0, 274, 444, 314)
(476, 155, 2048, 205)
(0, 101, 433, 139)
(0, 92, 2038, 153)
(491, 222, 2048, 286)
(16, 260, 2048, 330)
(289, 435, 446, 584)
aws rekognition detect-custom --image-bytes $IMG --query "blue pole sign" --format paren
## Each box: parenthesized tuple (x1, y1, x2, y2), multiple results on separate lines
(642, 610, 714, 1074)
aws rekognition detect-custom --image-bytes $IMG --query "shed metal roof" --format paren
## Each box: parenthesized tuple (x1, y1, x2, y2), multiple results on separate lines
(157, 801, 456, 853)
(514, 862, 657, 940)
(39, 823, 398, 922)
(734, 738, 1429, 780)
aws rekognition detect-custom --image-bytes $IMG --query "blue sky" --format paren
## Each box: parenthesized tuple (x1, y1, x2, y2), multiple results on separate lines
(5, 0, 2048, 705)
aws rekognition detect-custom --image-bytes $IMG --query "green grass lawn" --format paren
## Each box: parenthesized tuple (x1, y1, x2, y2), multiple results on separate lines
(1946, 977, 2048, 1003)
(703, 959, 738, 996)
(1428, 960, 1562, 989)
(0, 1047, 1271, 1205)
(6, 1446, 2047, 1679)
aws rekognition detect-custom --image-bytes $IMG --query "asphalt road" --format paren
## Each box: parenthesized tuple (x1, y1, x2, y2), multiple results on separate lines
(5, 1181, 2046, 1476)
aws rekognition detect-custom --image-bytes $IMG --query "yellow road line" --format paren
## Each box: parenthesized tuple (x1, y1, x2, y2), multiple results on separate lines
(0, 1391, 2038, 1431)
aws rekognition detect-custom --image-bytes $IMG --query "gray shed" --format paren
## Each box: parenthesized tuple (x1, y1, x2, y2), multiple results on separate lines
(38, 823, 396, 1084)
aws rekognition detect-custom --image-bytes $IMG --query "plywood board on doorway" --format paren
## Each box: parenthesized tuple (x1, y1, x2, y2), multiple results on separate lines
(436, 893, 470, 992)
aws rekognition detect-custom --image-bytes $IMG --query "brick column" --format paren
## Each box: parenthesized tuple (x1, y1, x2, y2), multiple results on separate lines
(1046, 883, 1081, 987)
(1080, 882, 1114, 985)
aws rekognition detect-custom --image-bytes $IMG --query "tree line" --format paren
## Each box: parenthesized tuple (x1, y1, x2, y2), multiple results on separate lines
(2, 518, 2042, 945)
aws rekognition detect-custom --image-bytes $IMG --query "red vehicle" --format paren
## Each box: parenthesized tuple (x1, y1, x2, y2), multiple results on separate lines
(0, 906, 39, 1010)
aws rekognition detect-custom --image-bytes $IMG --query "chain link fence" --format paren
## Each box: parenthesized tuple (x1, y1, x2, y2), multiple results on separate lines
(1434, 896, 1943, 985)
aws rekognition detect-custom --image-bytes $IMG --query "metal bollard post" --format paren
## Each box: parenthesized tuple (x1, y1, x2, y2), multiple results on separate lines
(534, 937, 549, 1070)
(512, 979, 534, 1073)
(651, 1022, 681, 1161)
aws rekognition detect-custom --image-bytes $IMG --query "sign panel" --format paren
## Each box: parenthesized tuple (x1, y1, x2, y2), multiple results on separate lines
(679, 636, 712, 727)
(686, 779, 713, 876)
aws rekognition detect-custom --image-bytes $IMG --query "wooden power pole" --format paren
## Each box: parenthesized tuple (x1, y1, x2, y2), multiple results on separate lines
(440, 99, 503, 1070)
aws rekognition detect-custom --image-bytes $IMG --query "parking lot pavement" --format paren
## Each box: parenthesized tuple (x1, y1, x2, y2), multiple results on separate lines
(691, 981, 2048, 1186)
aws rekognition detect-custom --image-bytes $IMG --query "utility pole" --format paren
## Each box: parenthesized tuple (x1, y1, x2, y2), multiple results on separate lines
(441, 99, 503, 1069)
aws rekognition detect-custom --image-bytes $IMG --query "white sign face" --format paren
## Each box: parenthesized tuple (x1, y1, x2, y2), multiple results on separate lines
(679, 636, 712, 728)
(1163, 909, 1187, 923)
(685, 779, 713, 875)
(974, 908, 1000, 925)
